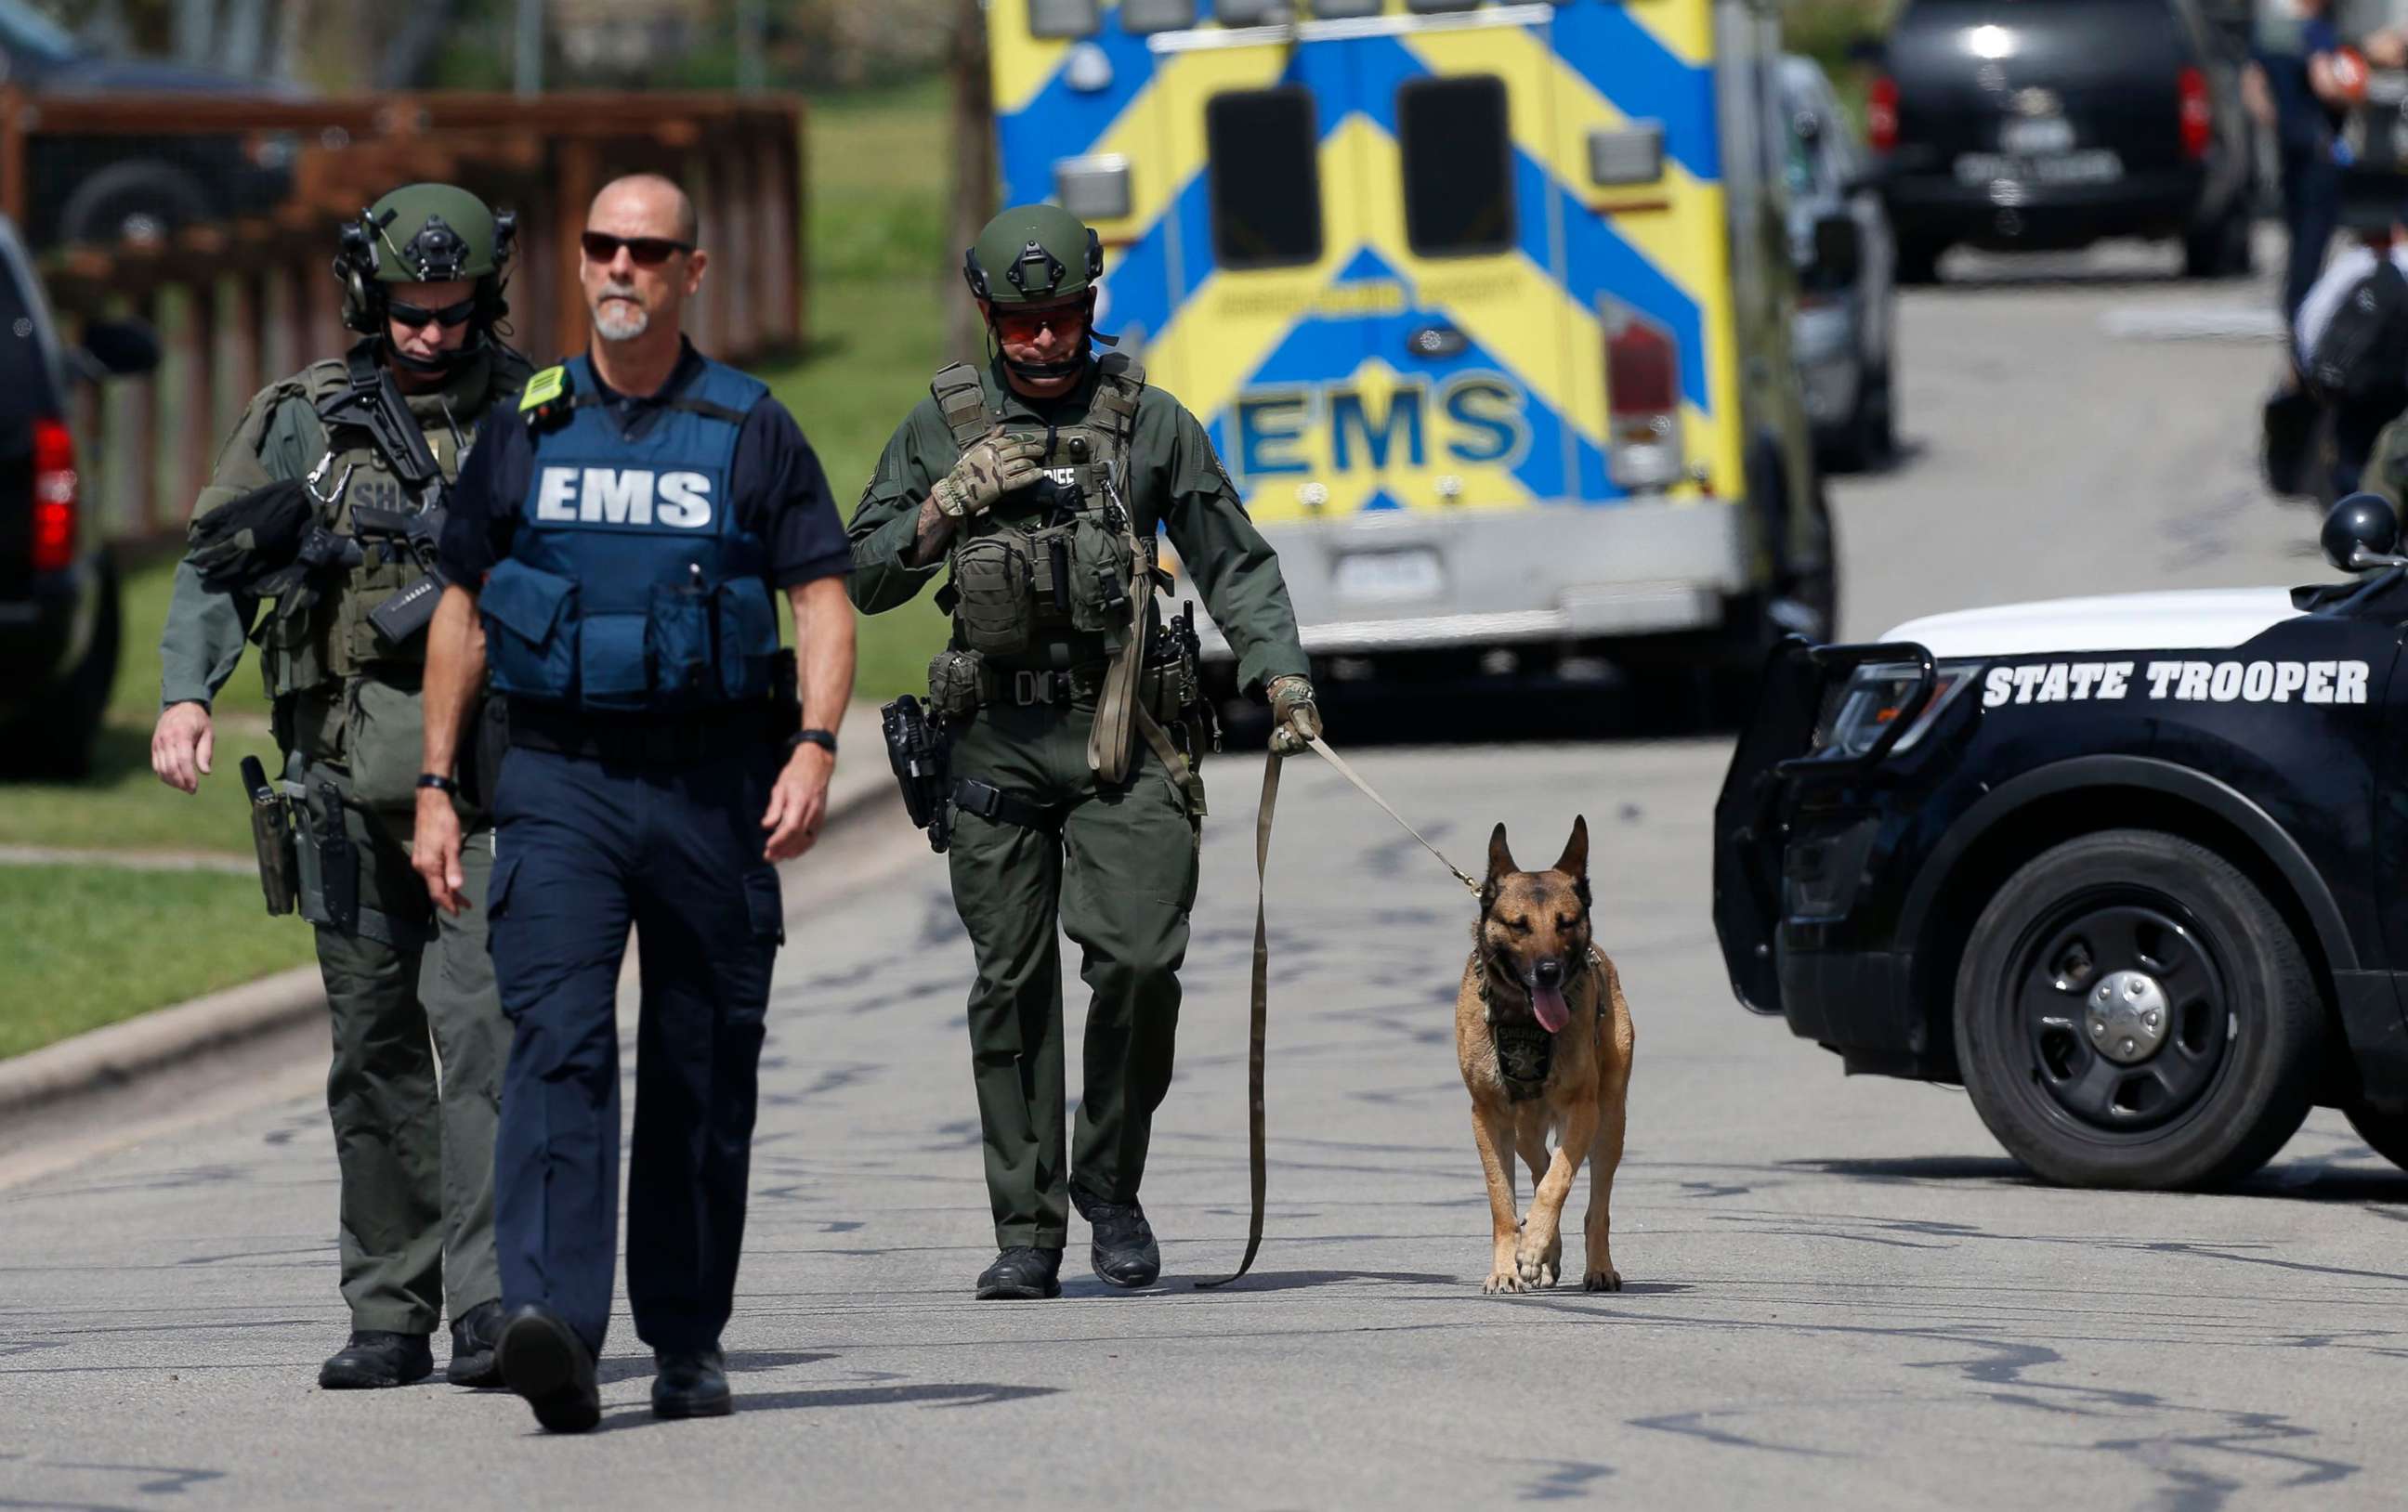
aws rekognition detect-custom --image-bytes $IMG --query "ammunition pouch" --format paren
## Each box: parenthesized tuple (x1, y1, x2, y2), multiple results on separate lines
(243, 766, 299, 918)
(949, 533, 1036, 657)
(343, 672, 427, 811)
(927, 647, 986, 722)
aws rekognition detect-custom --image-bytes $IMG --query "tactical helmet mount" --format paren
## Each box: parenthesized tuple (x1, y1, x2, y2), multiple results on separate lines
(335, 185, 518, 373)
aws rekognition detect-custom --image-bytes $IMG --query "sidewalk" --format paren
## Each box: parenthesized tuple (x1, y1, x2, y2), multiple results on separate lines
(0, 698, 896, 1129)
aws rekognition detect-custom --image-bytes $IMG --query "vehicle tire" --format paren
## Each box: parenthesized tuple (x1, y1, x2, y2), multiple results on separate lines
(55, 161, 211, 248)
(1895, 238, 1944, 286)
(1953, 829, 2323, 1189)
(14, 556, 122, 780)
(2342, 1100, 2408, 1172)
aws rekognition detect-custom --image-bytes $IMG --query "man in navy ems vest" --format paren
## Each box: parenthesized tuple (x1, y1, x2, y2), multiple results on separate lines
(411, 173, 857, 1432)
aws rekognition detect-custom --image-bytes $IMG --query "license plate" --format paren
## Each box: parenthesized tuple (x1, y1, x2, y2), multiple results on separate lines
(1333, 548, 1444, 603)
(2000, 115, 2075, 155)
(1953, 149, 2123, 186)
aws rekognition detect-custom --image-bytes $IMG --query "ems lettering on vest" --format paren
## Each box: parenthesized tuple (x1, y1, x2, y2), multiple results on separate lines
(534, 466, 713, 528)
(1980, 658, 2372, 707)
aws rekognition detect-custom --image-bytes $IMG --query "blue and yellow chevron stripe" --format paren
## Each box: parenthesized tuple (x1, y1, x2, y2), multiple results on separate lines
(988, 0, 1744, 524)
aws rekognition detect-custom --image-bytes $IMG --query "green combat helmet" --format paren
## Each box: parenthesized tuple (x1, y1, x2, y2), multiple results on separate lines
(334, 182, 518, 366)
(963, 203, 1106, 380)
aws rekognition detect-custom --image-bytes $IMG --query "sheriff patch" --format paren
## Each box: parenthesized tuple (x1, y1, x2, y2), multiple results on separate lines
(1982, 659, 2371, 708)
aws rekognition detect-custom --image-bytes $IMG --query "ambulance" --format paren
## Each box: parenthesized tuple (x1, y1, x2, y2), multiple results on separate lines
(987, 0, 1844, 694)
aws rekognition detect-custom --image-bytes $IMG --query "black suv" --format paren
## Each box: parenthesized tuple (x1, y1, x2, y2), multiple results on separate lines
(0, 0, 297, 248)
(0, 212, 157, 776)
(1865, 0, 2258, 280)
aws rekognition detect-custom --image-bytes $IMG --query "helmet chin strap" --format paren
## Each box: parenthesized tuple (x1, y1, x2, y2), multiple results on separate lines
(383, 329, 484, 376)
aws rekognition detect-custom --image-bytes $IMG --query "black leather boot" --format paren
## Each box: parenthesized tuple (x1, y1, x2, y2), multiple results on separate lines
(446, 1300, 506, 1388)
(318, 1331, 433, 1389)
(497, 1305, 601, 1433)
(975, 1245, 1064, 1299)
(1073, 1189, 1161, 1288)
(652, 1346, 733, 1419)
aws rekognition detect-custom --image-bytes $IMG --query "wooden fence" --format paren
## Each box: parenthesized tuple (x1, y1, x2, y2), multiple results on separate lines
(0, 89, 807, 552)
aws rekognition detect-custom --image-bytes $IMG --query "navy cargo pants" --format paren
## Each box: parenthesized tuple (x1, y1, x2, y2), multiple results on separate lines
(485, 737, 786, 1356)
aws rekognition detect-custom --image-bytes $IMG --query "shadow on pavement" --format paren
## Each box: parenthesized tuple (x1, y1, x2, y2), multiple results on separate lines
(1152, 1268, 1459, 1294)
(1783, 1155, 2033, 1185)
(593, 1380, 1064, 1429)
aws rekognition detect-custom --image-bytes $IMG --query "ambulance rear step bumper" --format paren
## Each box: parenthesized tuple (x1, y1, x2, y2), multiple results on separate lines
(1184, 497, 1752, 659)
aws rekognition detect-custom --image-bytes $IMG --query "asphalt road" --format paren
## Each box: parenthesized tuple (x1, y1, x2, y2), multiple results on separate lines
(8, 239, 2406, 1510)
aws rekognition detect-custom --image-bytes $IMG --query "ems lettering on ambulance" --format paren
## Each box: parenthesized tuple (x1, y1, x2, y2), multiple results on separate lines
(533, 466, 714, 528)
(1980, 659, 2372, 708)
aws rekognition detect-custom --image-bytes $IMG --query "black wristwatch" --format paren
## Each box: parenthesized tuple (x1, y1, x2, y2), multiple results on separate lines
(417, 773, 459, 794)
(788, 728, 838, 756)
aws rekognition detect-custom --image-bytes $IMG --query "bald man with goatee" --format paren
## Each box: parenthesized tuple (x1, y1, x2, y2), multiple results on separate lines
(416, 173, 857, 1432)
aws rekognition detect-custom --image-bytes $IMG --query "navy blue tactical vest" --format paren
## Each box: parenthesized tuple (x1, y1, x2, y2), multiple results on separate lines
(478, 355, 780, 713)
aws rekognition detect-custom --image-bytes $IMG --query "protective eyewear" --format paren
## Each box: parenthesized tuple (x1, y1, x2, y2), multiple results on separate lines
(991, 304, 1088, 343)
(386, 295, 478, 330)
(581, 231, 694, 267)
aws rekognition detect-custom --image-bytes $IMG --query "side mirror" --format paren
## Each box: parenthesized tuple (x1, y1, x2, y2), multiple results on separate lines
(74, 318, 160, 382)
(1810, 211, 1864, 288)
(2323, 491, 2405, 570)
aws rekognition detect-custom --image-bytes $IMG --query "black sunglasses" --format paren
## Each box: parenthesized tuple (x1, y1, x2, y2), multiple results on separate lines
(581, 231, 694, 267)
(387, 294, 478, 329)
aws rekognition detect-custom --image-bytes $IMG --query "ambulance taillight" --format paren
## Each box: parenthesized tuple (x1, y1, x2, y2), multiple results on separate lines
(1604, 309, 1682, 491)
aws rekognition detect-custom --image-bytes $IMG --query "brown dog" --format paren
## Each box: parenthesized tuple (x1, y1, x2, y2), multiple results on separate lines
(1454, 816, 1634, 1294)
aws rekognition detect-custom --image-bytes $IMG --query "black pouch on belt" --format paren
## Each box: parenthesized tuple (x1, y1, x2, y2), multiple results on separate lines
(240, 755, 298, 917)
(313, 778, 360, 935)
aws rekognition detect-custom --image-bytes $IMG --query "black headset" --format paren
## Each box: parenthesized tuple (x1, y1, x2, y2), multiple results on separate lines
(335, 204, 518, 336)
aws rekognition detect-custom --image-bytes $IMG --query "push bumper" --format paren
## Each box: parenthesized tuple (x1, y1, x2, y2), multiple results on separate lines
(1173, 499, 1755, 660)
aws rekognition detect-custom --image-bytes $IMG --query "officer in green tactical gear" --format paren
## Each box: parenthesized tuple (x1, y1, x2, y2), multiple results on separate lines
(849, 203, 1321, 1299)
(150, 183, 532, 1390)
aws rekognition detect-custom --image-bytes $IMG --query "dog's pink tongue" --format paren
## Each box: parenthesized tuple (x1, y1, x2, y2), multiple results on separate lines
(1532, 984, 1570, 1034)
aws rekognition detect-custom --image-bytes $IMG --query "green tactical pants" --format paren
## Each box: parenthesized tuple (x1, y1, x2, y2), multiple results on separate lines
(945, 697, 1202, 1249)
(300, 759, 506, 1336)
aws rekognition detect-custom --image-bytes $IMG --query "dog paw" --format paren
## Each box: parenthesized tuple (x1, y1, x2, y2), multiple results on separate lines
(1583, 1267, 1623, 1293)
(1515, 1250, 1560, 1288)
(1483, 1270, 1529, 1295)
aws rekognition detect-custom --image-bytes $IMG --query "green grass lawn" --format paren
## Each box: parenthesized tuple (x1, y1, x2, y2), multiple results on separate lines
(0, 866, 317, 1058)
(0, 78, 960, 1059)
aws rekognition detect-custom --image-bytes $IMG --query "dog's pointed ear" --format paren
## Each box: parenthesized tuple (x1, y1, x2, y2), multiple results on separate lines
(1482, 822, 1514, 913)
(1487, 823, 1518, 880)
(1552, 815, 1589, 880)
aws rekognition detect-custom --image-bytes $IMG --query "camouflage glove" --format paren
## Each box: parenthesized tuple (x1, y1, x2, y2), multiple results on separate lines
(1268, 674, 1321, 757)
(931, 425, 1046, 520)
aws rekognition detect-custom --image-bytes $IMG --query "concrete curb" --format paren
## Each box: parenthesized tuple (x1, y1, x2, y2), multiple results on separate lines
(0, 699, 899, 1130)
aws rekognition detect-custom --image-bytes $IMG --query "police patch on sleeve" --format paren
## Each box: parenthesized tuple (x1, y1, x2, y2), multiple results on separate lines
(1982, 658, 2371, 708)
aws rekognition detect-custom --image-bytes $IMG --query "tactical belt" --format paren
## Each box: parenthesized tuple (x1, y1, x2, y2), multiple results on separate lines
(505, 697, 778, 766)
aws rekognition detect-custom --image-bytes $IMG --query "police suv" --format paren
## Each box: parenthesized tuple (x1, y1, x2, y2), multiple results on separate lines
(1713, 498, 2408, 1189)
(987, 0, 1845, 693)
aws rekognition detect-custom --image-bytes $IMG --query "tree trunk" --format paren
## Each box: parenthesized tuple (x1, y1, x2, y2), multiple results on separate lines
(945, 0, 997, 364)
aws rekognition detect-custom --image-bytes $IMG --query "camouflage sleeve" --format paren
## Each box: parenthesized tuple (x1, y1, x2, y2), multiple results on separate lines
(844, 400, 951, 615)
(1155, 399, 1308, 698)
(158, 387, 327, 710)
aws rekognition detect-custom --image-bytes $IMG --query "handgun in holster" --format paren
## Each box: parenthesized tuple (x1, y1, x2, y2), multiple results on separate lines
(239, 755, 298, 917)
(288, 776, 360, 936)
(881, 695, 953, 854)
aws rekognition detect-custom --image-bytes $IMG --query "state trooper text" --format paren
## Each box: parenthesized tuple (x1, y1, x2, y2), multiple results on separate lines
(1982, 659, 2371, 708)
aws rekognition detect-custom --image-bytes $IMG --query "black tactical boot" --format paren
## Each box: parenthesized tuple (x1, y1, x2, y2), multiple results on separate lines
(446, 1299, 506, 1388)
(498, 1304, 601, 1433)
(318, 1331, 433, 1389)
(652, 1346, 733, 1419)
(1073, 1189, 1161, 1288)
(975, 1245, 1064, 1299)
